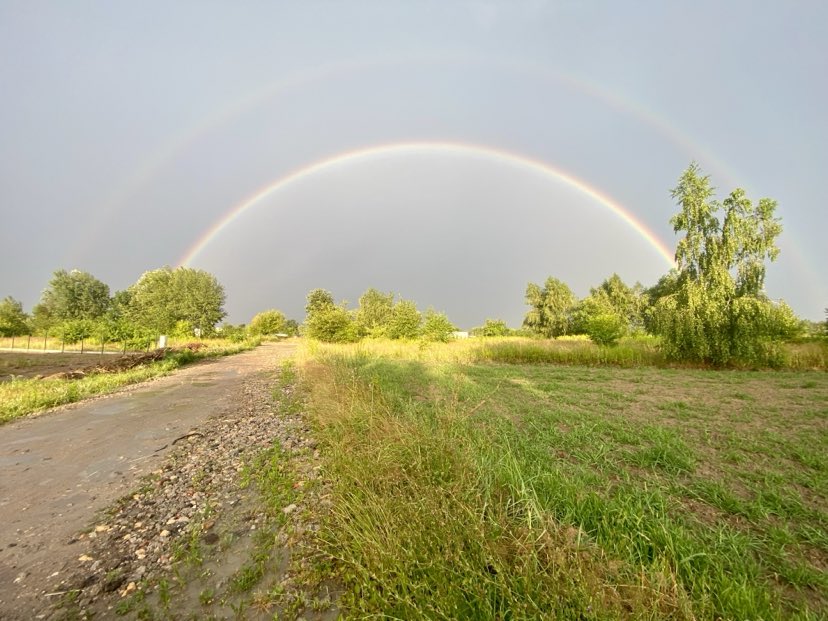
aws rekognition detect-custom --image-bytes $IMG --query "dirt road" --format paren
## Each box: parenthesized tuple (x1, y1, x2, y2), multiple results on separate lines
(0, 342, 296, 617)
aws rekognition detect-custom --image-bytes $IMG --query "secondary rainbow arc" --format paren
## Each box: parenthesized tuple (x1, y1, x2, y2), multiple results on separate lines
(178, 141, 677, 268)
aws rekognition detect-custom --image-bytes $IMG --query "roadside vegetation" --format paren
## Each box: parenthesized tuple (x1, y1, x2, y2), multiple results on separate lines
(0, 339, 258, 425)
(299, 340, 827, 620)
(287, 166, 826, 619)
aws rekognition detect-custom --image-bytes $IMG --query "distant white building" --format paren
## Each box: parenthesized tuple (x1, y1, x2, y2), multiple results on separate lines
(452, 331, 469, 339)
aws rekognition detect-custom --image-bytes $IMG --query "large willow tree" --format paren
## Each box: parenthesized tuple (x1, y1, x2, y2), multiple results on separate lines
(652, 164, 798, 365)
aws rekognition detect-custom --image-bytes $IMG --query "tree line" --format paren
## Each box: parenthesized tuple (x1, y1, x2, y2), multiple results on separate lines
(522, 163, 823, 365)
(0, 267, 229, 346)
(2, 164, 824, 361)
(302, 288, 457, 343)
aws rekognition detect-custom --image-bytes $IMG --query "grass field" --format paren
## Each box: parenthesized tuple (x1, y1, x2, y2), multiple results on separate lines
(301, 340, 828, 619)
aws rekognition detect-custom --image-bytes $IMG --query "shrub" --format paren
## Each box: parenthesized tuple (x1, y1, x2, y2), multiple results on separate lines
(421, 310, 456, 342)
(248, 310, 287, 336)
(305, 306, 360, 343)
(585, 313, 626, 346)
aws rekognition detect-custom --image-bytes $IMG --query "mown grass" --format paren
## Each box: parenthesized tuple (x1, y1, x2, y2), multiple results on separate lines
(0, 340, 259, 425)
(302, 340, 827, 620)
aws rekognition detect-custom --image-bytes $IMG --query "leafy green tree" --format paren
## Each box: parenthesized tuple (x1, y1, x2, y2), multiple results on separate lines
(248, 309, 288, 336)
(387, 299, 422, 339)
(651, 163, 795, 365)
(355, 288, 395, 337)
(284, 319, 300, 336)
(0, 296, 30, 336)
(571, 274, 644, 335)
(128, 267, 226, 335)
(570, 296, 612, 335)
(304, 304, 359, 342)
(474, 318, 512, 337)
(37, 269, 110, 323)
(305, 289, 335, 317)
(421, 309, 456, 342)
(643, 270, 680, 333)
(96, 290, 138, 343)
(127, 269, 175, 333)
(30, 302, 55, 334)
(523, 277, 576, 338)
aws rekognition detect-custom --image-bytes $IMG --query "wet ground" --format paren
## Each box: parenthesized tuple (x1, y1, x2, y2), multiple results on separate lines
(0, 342, 296, 618)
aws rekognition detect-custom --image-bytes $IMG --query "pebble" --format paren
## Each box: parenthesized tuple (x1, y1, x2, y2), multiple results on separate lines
(46, 359, 331, 617)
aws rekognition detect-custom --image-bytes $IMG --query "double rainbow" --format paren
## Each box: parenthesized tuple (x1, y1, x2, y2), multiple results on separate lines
(178, 141, 676, 268)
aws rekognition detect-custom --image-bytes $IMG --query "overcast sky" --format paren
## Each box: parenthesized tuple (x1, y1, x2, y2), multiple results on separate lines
(1, 1, 826, 328)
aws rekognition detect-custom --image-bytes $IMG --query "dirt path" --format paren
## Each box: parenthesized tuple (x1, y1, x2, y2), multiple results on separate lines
(0, 342, 297, 618)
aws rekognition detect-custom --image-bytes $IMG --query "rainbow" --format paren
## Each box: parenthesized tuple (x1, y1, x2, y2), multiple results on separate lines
(178, 141, 677, 268)
(81, 52, 739, 265)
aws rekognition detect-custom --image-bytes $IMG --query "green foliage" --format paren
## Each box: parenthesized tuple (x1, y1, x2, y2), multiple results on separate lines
(127, 266, 226, 335)
(0, 296, 29, 336)
(283, 318, 299, 336)
(305, 288, 335, 317)
(652, 164, 790, 365)
(60, 319, 96, 344)
(569, 295, 612, 335)
(355, 288, 395, 337)
(643, 269, 680, 332)
(172, 320, 197, 339)
(218, 322, 248, 342)
(473, 318, 512, 337)
(571, 274, 645, 336)
(247, 309, 287, 336)
(421, 309, 456, 342)
(37, 269, 110, 324)
(585, 313, 626, 346)
(304, 304, 359, 343)
(523, 277, 576, 337)
(386, 299, 422, 340)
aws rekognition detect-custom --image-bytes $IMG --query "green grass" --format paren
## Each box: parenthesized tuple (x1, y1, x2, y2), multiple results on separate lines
(303, 342, 828, 620)
(0, 340, 259, 424)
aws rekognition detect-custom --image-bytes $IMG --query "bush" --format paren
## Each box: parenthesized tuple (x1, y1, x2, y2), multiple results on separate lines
(473, 318, 512, 337)
(248, 310, 287, 336)
(305, 306, 360, 343)
(61, 319, 96, 344)
(386, 300, 422, 340)
(421, 310, 456, 342)
(586, 314, 626, 346)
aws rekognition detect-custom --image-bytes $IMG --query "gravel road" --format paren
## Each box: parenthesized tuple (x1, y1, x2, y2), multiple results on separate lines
(0, 342, 298, 618)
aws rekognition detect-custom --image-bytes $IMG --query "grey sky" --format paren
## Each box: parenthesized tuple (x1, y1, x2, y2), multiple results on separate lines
(1, 1, 826, 328)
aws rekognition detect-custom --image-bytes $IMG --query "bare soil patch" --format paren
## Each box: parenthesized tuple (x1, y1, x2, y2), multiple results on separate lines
(0, 350, 175, 382)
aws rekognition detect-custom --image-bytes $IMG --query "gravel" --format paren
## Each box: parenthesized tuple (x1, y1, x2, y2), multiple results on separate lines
(41, 359, 336, 620)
